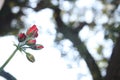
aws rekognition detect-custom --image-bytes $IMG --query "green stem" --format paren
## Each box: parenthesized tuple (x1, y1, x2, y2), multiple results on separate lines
(0, 47, 18, 70)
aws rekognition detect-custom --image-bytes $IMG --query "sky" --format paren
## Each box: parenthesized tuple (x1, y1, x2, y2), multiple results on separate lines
(0, 0, 113, 80)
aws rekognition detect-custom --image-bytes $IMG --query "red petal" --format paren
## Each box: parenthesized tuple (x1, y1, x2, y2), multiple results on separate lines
(37, 45, 44, 49)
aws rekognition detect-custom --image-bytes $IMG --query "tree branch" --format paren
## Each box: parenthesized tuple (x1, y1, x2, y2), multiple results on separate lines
(53, 7, 103, 80)
(0, 69, 16, 80)
(105, 34, 120, 80)
(34, 0, 54, 11)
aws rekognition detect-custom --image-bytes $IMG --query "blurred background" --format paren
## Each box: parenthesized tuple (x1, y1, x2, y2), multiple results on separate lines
(0, 0, 120, 80)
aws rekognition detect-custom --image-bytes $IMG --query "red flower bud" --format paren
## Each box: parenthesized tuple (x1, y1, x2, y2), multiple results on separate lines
(31, 44, 44, 50)
(26, 25, 38, 38)
(18, 33, 26, 42)
(26, 39, 36, 45)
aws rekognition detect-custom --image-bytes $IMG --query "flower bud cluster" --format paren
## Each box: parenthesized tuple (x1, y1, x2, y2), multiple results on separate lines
(17, 25, 44, 62)
(18, 25, 44, 50)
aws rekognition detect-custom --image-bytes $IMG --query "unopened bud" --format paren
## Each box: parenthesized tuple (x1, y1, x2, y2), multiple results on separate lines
(26, 39, 36, 45)
(26, 25, 38, 38)
(26, 53, 35, 62)
(18, 33, 26, 42)
(31, 44, 44, 50)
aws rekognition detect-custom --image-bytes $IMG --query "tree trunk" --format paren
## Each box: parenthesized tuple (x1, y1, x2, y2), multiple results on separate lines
(105, 34, 120, 80)
(53, 7, 103, 80)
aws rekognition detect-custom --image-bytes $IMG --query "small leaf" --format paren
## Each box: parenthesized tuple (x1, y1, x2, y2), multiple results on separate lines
(26, 53, 35, 62)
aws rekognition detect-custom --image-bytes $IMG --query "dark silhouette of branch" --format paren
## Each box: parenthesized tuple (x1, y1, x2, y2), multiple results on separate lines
(73, 22, 88, 33)
(0, 69, 16, 80)
(105, 34, 120, 80)
(53, 7, 103, 80)
(34, 0, 54, 11)
(111, 0, 120, 13)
